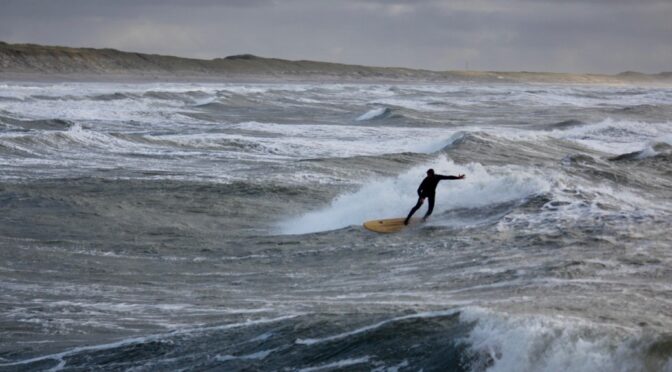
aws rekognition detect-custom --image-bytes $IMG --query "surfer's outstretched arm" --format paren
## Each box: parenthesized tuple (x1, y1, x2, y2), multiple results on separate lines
(438, 174, 465, 180)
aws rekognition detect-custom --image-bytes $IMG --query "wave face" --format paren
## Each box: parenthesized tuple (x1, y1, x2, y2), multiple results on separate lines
(1, 81, 672, 371)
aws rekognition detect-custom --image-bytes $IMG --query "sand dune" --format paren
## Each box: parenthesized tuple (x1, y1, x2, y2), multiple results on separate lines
(1, 41, 670, 84)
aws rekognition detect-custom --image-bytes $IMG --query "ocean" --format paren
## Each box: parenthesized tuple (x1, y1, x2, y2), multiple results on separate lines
(0, 81, 671, 371)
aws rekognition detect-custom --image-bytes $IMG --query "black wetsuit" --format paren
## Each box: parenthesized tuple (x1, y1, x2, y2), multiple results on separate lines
(405, 174, 461, 223)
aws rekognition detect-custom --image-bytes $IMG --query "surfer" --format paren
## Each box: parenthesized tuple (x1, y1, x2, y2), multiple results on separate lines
(404, 169, 465, 225)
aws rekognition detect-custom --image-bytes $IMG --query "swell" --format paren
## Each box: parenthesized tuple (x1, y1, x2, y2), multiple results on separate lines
(0, 115, 73, 131)
(0, 177, 323, 245)
(143, 90, 213, 104)
(89, 92, 131, 101)
(0, 125, 274, 158)
(3, 309, 668, 371)
(0, 124, 139, 156)
(0, 312, 470, 371)
(15, 89, 216, 105)
(354, 105, 438, 124)
(303, 152, 432, 176)
(543, 119, 587, 131)
(114, 132, 273, 154)
(193, 93, 260, 109)
(445, 131, 567, 168)
(356, 107, 396, 121)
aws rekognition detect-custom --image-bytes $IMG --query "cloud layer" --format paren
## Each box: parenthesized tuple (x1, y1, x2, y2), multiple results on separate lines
(1, 0, 670, 73)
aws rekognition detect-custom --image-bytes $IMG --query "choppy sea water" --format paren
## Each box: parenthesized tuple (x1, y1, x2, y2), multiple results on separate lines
(0, 81, 671, 371)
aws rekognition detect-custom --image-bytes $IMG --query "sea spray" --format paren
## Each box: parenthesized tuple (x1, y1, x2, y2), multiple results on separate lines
(280, 156, 551, 234)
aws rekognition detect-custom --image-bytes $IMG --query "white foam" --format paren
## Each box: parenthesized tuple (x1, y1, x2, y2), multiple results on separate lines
(298, 356, 371, 372)
(250, 332, 274, 342)
(41, 300, 192, 313)
(370, 97, 445, 112)
(3, 82, 671, 189)
(356, 107, 389, 121)
(280, 156, 550, 234)
(373, 359, 409, 372)
(636, 145, 658, 159)
(660, 134, 672, 146)
(225, 121, 456, 159)
(549, 118, 672, 155)
(497, 173, 672, 235)
(459, 308, 658, 372)
(215, 348, 277, 362)
(2, 93, 190, 125)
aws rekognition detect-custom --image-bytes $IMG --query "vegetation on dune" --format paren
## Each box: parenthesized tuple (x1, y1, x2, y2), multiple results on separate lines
(1, 41, 670, 84)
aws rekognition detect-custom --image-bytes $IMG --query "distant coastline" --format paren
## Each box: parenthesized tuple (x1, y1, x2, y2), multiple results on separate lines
(1, 41, 671, 85)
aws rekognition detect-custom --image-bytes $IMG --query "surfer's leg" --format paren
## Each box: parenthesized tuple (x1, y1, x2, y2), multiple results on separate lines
(423, 196, 435, 220)
(405, 198, 424, 225)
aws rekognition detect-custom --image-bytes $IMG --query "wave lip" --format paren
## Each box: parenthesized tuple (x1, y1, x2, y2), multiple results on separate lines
(545, 119, 586, 131)
(609, 142, 672, 161)
(356, 107, 392, 121)
(550, 118, 672, 155)
(460, 308, 672, 372)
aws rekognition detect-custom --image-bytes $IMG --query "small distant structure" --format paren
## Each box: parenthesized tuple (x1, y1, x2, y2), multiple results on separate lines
(224, 54, 260, 60)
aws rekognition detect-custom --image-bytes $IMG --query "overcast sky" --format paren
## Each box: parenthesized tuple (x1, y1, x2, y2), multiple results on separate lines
(1, 0, 670, 73)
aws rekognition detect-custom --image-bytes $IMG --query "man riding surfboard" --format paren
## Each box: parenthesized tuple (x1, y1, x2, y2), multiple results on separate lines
(404, 168, 465, 225)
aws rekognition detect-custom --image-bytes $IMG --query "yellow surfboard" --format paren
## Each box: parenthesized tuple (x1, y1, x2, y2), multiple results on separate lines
(363, 218, 417, 233)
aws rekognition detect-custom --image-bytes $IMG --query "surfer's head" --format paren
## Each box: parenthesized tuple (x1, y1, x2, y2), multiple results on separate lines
(426, 169, 435, 176)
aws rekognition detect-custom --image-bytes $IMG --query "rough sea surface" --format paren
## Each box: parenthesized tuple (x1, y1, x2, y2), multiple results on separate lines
(1, 81, 671, 371)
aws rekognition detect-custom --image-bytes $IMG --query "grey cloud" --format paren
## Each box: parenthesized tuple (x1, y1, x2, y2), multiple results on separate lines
(0, 0, 670, 73)
(0, 0, 273, 18)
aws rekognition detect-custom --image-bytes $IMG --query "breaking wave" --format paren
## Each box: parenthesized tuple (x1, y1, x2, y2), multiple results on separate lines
(280, 156, 551, 234)
(356, 107, 393, 121)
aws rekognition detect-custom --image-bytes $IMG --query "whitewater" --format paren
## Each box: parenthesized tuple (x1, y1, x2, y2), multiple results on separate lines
(0, 81, 671, 371)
